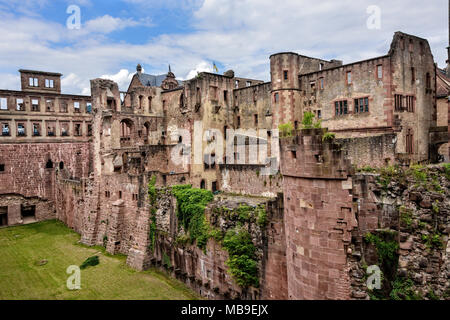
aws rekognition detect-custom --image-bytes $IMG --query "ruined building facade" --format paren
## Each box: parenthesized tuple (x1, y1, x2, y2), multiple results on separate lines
(0, 32, 449, 300)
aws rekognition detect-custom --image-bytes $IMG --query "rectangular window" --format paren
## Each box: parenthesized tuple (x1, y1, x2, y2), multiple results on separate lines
(31, 99, 40, 111)
(237, 116, 241, 128)
(284, 71, 288, 80)
(411, 67, 415, 83)
(86, 102, 92, 113)
(0, 164, 4, 172)
(354, 98, 369, 113)
(1, 123, 10, 136)
(74, 101, 80, 113)
(394, 94, 403, 111)
(377, 65, 383, 79)
(29, 77, 38, 87)
(274, 93, 279, 103)
(254, 114, 258, 126)
(319, 78, 324, 90)
(17, 123, 26, 137)
(45, 79, 54, 88)
(46, 122, 56, 136)
(46, 99, 54, 112)
(60, 100, 68, 113)
(406, 96, 415, 113)
(319, 63, 324, 71)
(317, 110, 322, 119)
(87, 124, 92, 136)
(0, 98, 7, 110)
(235, 80, 239, 89)
(335, 100, 348, 116)
(246, 81, 251, 87)
(61, 122, 69, 136)
(347, 71, 352, 84)
(16, 98, 24, 111)
(32, 123, 41, 136)
(74, 123, 82, 136)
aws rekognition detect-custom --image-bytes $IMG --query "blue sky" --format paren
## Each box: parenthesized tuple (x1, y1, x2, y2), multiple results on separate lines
(0, 0, 447, 95)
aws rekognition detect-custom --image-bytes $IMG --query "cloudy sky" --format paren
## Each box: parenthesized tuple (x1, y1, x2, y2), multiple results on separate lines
(0, 0, 447, 95)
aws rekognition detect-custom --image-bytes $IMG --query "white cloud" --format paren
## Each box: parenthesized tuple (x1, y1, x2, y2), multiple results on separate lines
(101, 69, 135, 91)
(84, 15, 153, 34)
(0, 0, 447, 95)
(183, 61, 213, 80)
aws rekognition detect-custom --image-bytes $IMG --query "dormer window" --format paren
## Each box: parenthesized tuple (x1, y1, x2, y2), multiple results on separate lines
(29, 77, 38, 87)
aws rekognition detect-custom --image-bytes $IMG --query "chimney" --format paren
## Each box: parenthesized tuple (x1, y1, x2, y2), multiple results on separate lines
(136, 64, 142, 75)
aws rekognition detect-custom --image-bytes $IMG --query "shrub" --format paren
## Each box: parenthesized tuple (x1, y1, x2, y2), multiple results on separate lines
(278, 122, 294, 138)
(301, 111, 315, 129)
(172, 185, 214, 250)
(322, 132, 336, 142)
(223, 227, 259, 288)
(80, 256, 99, 270)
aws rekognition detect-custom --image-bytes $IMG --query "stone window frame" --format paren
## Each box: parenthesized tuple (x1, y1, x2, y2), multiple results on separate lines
(46, 121, 56, 137)
(59, 99, 68, 113)
(32, 122, 41, 137)
(29, 77, 39, 87)
(45, 79, 54, 88)
(1, 122, 10, 136)
(73, 122, 83, 136)
(346, 71, 352, 85)
(16, 98, 25, 111)
(334, 99, 348, 117)
(16, 121, 27, 137)
(60, 121, 70, 137)
(353, 97, 370, 114)
(0, 97, 8, 111)
(31, 98, 40, 112)
(283, 70, 289, 81)
(319, 77, 324, 90)
(86, 102, 92, 113)
(376, 65, 383, 80)
(73, 100, 81, 113)
(46, 98, 55, 112)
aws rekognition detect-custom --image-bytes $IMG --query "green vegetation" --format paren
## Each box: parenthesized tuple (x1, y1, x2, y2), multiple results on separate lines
(148, 175, 158, 252)
(0, 220, 199, 300)
(172, 185, 214, 250)
(364, 231, 399, 269)
(223, 227, 259, 288)
(389, 277, 422, 300)
(80, 256, 99, 270)
(322, 132, 336, 142)
(399, 206, 413, 228)
(421, 233, 444, 249)
(278, 122, 294, 138)
(443, 163, 450, 180)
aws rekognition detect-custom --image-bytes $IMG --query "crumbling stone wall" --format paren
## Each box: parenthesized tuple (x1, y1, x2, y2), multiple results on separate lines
(126, 184, 288, 300)
(349, 166, 449, 300)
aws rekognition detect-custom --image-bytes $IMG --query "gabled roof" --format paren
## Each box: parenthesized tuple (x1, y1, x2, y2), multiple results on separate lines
(437, 71, 450, 98)
(137, 73, 183, 87)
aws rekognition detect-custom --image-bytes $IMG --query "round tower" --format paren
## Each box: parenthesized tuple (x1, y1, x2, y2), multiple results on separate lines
(270, 52, 301, 128)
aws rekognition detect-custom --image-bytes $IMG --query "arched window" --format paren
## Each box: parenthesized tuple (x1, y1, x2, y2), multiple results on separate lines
(59, 161, 64, 170)
(144, 122, 151, 138)
(179, 93, 184, 109)
(200, 179, 206, 189)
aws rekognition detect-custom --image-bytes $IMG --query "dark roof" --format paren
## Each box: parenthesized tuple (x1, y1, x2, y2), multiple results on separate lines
(18, 69, 62, 77)
(137, 73, 183, 87)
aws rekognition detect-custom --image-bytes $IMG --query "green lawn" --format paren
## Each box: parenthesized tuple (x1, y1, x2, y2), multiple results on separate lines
(0, 220, 199, 300)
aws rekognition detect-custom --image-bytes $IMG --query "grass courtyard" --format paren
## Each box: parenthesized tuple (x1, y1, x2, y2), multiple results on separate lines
(0, 220, 199, 300)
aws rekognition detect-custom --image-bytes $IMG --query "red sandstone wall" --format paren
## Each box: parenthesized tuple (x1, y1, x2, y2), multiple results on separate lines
(280, 129, 356, 300)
